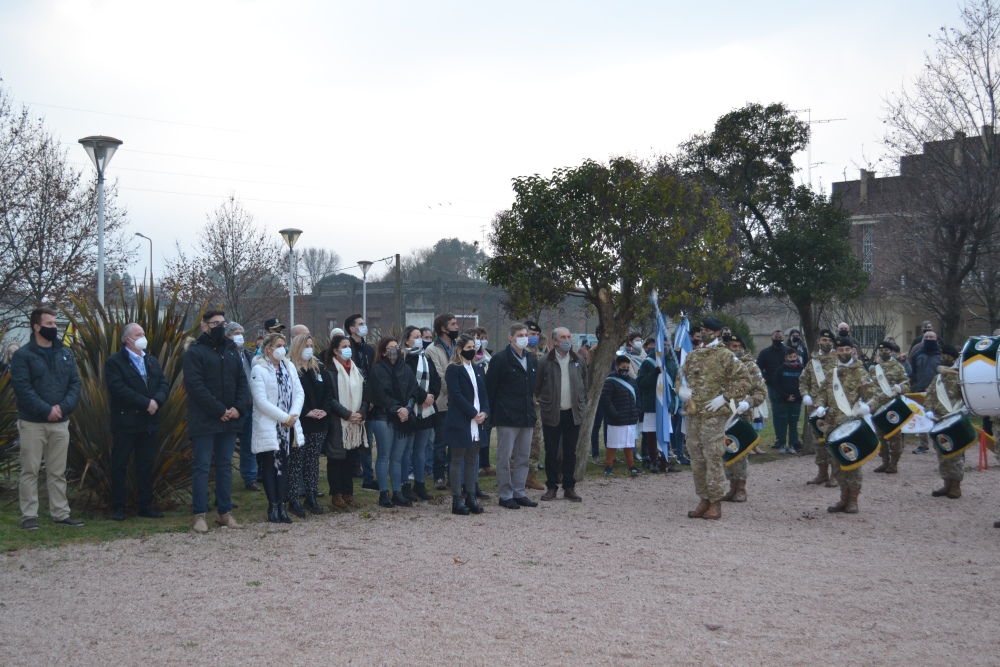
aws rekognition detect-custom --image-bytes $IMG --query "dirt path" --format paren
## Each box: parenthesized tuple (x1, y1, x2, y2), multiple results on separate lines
(2, 454, 999, 666)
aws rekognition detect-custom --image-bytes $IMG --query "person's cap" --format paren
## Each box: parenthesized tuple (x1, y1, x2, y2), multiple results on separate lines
(524, 320, 542, 334)
(722, 333, 745, 346)
(263, 318, 285, 332)
(941, 343, 959, 357)
(819, 328, 835, 339)
(789, 328, 801, 335)
(878, 340, 900, 352)
(330, 327, 345, 338)
(834, 337, 853, 348)
(701, 316, 724, 332)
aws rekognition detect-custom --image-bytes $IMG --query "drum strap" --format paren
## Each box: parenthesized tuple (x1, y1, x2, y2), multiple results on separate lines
(832, 367, 854, 416)
(935, 374, 955, 414)
(874, 363, 893, 397)
(812, 358, 826, 386)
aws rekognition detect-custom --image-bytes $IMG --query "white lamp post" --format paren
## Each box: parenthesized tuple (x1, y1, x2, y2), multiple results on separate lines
(279, 228, 303, 327)
(134, 232, 152, 284)
(79, 135, 123, 307)
(358, 260, 374, 324)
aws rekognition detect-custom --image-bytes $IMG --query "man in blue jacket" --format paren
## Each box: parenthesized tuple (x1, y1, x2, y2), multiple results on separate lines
(10, 308, 83, 530)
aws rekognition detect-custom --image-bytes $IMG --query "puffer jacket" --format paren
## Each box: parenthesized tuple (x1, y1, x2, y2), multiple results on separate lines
(249, 357, 305, 453)
(10, 339, 81, 423)
(601, 371, 640, 426)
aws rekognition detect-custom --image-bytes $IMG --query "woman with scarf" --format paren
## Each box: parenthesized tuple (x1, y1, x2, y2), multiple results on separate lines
(289, 334, 331, 515)
(369, 336, 421, 508)
(250, 332, 305, 523)
(401, 326, 440, 501)
(323, 334, 369, 510)
(443, 334, 491, 515)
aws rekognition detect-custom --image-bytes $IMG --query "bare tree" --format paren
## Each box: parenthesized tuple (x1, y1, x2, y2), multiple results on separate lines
(965, 243, 1000, 331)
(161, 195, 285, 327)
(291, 247, 341, 294)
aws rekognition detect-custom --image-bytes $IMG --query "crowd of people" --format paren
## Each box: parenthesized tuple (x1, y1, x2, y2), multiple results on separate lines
(6, 306, 997, 532)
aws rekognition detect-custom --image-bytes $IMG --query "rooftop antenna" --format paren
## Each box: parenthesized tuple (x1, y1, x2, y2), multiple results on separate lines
(792, 109, 846, 189)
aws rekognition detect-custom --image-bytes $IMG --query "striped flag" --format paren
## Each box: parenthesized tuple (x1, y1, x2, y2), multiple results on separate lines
(649, 291, 673, 454)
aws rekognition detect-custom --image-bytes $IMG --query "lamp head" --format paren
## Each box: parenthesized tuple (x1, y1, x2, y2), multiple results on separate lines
(279, 228, 303, 250)
(358, 260, 374, 277)
(78, 136, 123, 175)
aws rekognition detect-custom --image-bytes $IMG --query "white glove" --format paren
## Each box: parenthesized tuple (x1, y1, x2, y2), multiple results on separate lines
(736, 401, 750, 414)
(925, 411, 936, 421)
(678, 386, 692, 402)
(802, 394, 813, 407)
(810, 406, 827, 419)
(854, 401, 870, 417)
(891, 384, 902, 395)
(704, 394, 726, 412)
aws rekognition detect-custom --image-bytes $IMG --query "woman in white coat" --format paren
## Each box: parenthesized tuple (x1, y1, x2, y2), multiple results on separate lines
(250, 332, 305, 523)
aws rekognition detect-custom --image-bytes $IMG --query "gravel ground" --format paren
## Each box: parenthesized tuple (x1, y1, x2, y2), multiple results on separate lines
(2, 453, 1000, 666)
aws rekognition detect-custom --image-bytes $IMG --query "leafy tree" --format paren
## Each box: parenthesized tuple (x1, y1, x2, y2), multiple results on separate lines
(388, 237, 487, 282)
(483, 156, 735, 479)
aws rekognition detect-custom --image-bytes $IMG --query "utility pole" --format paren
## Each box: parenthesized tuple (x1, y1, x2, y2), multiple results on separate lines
(395, 253, 403, 330)
(792, 108, 846, 190)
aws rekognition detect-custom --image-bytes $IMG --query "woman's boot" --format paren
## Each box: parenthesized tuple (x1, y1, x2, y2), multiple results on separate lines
(267, 503, 280, 523)
(452, 494, 471, 515)
(392, 491, 413, 507)
(466, 492, 484, 515)
(287, 499, 307, 518)
(304, 494, 324, 514)
(378, 491, 394, 508)
(401, 483, 418, 502)
(413, 482, 433, 500)
(277, 503, 293, 524)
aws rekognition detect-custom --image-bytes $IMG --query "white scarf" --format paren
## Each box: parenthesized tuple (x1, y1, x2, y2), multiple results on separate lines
(411, 351, 436, 420)
(336, 359, 366, 450)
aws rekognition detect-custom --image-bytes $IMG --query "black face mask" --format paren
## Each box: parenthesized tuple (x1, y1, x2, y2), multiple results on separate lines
(839, 329, 849, 337)
(617, 368, 630, 377)
(39, 326, 59, 342)
(771, 339, 783, 348)
(790, 336, 800, 345)
(447, 330, 459, 342)
(209, 326, 226, 345)
(924, 339, 939, 353)
(460, 348, 476, 361)
(421, 340, 431, 349)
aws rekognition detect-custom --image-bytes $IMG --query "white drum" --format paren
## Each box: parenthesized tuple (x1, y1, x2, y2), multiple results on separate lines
(960, 336, 1000, 417)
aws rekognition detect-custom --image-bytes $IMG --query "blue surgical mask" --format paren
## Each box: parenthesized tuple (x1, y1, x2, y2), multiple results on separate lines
(528, 335, 539, 347)
(340, 347, 353, 360)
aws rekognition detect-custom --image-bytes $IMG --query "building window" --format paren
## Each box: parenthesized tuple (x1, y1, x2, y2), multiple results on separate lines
(852, 325, 882, 349)
(861, 224, 874, 274)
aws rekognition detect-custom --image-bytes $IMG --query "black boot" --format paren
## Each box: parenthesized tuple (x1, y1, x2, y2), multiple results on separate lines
(475, 484, 490, 500)
(277, 503, 293, 524)
(304, 494, 324, 515)
(267, 503, 280, 523)
(402, 482, 417, 502)
(413, 482, 433, 500)
(466, 492, 484, 514)
(452, 494, 471, 515)
(287, 499, 307, 518)
(392, 491, 413, 507)
(378, 491, 394, 508)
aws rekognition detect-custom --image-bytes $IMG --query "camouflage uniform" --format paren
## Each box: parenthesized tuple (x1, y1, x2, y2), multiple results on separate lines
(869, 357, 910, 468)
(725, 353, 767, 483)
(799, 350, 837, 465)
(815, 360, 879, 491)
(677, 342, 751, 502)
(923, 366, 965, 483)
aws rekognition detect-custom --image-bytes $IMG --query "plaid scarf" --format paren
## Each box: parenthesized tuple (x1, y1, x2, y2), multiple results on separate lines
(412, 352, 436, 420)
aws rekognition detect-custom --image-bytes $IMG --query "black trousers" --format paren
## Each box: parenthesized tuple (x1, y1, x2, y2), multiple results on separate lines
(542, 409, 580, 490)
(327, 448, 359, 496)
(111, 430, 157, 511)
(257, 450, 289, 505)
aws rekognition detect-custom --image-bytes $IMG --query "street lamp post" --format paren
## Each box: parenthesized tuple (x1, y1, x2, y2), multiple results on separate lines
(279, 228, 303, 327)
(79, 135, 123, 307)
(358, 260, 374, 324)
(134, 232, 153, 285)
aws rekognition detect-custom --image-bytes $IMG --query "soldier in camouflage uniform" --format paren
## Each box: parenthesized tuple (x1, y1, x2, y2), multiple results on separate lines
(721, 334, 767, 503)
(869, 341, 910, 474)
(800, 329, 839, 487)
(524, 321, 546, 491)
(675, 317, 752, 520)
(811, 337, 880, 514)
(923, 344, 964, 499)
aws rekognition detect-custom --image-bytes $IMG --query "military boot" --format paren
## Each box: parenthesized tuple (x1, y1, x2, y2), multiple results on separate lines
(885, 450, 900, 474)
(932, 479, 952, 497)
(806, 464, 829, 485)
(721, 480, 739, 502)
(827, 486, 849, 513)
(947, 479, 962, 499)
(687, 498, 710, 518)
(702, 500, 722, 520)
(844, 488, 860, 514)
(732, 480, 747, 503)
(873, 450, 889, 473)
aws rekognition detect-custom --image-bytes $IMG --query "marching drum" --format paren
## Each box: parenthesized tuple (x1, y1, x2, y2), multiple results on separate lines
(960, 336, 1000, 417)
(929, 413, 979, 459)
(871, 395, 915, 438)
(825, 419, 880, 471)
(809, 414, 827, 443)
(723, 415, 760, 467)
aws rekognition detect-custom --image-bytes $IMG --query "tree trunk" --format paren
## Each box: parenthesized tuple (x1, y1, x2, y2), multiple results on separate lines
(940, 281, 965, 345)
(793, 298, 817, 354)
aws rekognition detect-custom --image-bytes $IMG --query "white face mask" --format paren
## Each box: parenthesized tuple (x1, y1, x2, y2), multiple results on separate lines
(474, 339, 482, 350)
(514, 336, 529, 349)
(232, 334, 244, 346)
(357, 325, 368, 337)
(133, 336, 148, 351)
(301, 347, 314, 361)
(272, 347, 287, 361)
(481, 339, 488, 349)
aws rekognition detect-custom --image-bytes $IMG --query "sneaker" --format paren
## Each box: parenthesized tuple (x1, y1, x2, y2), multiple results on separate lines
(913, 445, 929, 454)
(21, 517, 39, 530)
(192, 513, 209, 534)
(591, 456, 602, 466)
(54, 516, 84, 527)
(361, 480, 379, 491)
(244, 481, 261, 492)
(769, 442, 782, 449)
(779, 446, 792, 455)
(629, 466, 641, 477)
(433, 478, 447, 491)
(677, 456, 691, 466)
(604, 466, 613, 476)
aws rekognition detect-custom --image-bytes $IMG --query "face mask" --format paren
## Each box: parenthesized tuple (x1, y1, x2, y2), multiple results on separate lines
(879, 351, 891, 361)
(302, 348, 314, 361)
(461, 348, 476, 361)
(210, 326, 226, 344)
(617, 368, 630, 377)
(819, 342, 833, 353)
(771, 339, 783, 348)
(474, 339, 482, 350)
(481, 339, 488, 350)
(340, 347, 353, 360)
(447, 329, 459, 341)
(559, 340, 572, 352)
(632, 342, 642, 352)
(702, 332, 716, 344)
(272, 347, 287, 361)
(386, 347, 399, 362)
(790, 336, 800, 345)
(357, 325, 368, 337)
(514, 336, 529, 349)
(232, 334, 244, 347)
(421, 339, 431, 349)
(133, 336, 148, 351)
(839, 329, 849, 337)
(924, 339, 939, 353)
(837, 353, 852, 363)
(528, 335, 539, 347)
(39, 325, 59, 342)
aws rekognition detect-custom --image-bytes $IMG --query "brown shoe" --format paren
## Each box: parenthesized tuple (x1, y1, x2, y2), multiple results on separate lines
(931, 480, 952, 497)
(721, 480, 738, 502)
(344, 495, 360, 508)
(827, 486, 848, 513)
(732, 480, 747, 503)
(688, 499, 710, 518)
(702, 500, 721, 520)
(540, 487, 558, 501)
(479, 467, 496, 477)
(947, 480, 962, 499)
(806, 464, 829, 485)
(844, 488, 859, 514)
(563, 487, 582, 502)
(192, 513, 209, 534)
(215, 512, 243, 529)
(330, 494, 348, 510)
(526, 472, 545, 491)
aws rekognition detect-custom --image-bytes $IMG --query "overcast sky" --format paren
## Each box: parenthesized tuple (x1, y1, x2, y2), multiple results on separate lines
(0, 0, 964, 283)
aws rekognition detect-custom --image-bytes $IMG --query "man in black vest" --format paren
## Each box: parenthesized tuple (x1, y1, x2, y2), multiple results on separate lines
(105, 323, 170, 521)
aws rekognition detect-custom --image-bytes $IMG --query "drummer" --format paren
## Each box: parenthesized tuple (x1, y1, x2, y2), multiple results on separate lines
(809, 336, 879, 514)
(870, 341, 910, 474)
(923, 344, 965, 500)
(721, 333, 767, 504)
(801, 328, 839, 487)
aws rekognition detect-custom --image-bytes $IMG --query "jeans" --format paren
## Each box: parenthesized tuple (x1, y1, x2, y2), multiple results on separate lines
(479, 425, 492, 468)
(542, 409, 580, 489)
(590, 402, 606, 458)
(371, 419, 408, 492)
(111, 430, 156, 511)
(359, 426, 375, 484)
(191, 432, 237, 515)
(768, 387, 788, 446)
(671, 414, 687, 461)
(432, 411, 449, 480)
(405, 428, 431, 485)
(238, 406, 258, 486)
(773, 399, 802, 447)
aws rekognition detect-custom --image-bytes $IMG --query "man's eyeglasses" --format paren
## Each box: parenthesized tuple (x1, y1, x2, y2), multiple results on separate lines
(207, 320, 227, 329)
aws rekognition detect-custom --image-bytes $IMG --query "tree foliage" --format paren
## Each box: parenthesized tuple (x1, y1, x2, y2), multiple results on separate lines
(386, 237, 487, 283)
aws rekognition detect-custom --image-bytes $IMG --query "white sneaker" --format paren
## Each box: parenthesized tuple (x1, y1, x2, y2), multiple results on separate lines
(192, 513, 208, 534)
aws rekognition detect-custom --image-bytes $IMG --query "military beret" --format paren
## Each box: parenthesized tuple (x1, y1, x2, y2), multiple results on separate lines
(941, 343, 959, 357)
(878, 340, 900, 352)
(701, 317, 724, 332)
(819, 328, 835, 339)
(834, 337, 853, 348)
(722, 333, 744, 345)
(524, 320, 542, 334)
